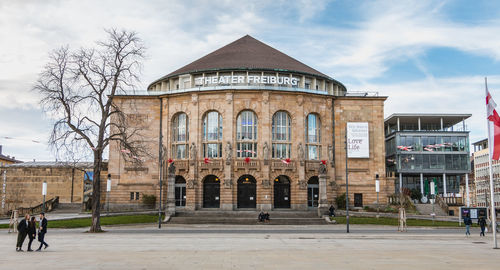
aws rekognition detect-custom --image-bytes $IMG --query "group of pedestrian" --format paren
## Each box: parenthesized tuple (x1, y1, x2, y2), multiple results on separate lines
(16, 212, 49, 252)
(463, 214, 495, 237)
(258, 212, 270, 222)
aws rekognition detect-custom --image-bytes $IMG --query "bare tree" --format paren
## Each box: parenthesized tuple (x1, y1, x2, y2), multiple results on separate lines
(35, 29, 147, 232)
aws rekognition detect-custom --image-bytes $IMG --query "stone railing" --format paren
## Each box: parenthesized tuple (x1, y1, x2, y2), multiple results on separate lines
(198, 159, 223, 170)
(271, 160, 296, 171)
(16, 196, 59, 216)
(305, 160, 320, 171)
(234, 159, 260, 171)
(175, 160, 189, 171)
(436, 195, 449, 214)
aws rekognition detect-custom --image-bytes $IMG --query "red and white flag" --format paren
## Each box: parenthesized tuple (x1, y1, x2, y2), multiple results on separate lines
(486, 86, 500, 160)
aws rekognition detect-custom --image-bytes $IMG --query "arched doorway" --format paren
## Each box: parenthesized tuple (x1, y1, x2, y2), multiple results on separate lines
(237, 175, 257, 208)
(307, 176, 319, 209)
(274, 175, 291, 208)
(175, 176, 186, 207)
(203, 175, 220, 208)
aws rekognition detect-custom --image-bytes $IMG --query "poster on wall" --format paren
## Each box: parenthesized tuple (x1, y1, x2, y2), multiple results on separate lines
(347, 122, 370, 158)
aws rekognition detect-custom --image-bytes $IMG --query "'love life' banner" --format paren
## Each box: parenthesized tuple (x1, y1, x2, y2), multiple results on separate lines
(347, 122, 369, 158)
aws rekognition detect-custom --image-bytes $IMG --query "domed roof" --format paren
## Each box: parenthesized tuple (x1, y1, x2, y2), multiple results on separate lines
(149, 35, 332, 87)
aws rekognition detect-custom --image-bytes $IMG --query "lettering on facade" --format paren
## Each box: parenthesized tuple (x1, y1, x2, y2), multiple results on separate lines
(195, 75, 300, 87)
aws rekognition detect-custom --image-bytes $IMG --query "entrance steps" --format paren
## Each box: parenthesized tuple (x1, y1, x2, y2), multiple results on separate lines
(52, 203, 82, 213)
(414, 203, 448, 216)
(167, 210, 329, 225)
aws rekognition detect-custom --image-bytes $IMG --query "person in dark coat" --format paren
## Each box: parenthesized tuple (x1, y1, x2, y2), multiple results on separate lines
(463, 214, 472, 237)
(258, 212, 265, 222)
(16, 214, 30, 252)
(36, 212, 49, 251)
(329, 205, 336, 217)
(27, 216, 37, 251)
(478, 217, 487, 237)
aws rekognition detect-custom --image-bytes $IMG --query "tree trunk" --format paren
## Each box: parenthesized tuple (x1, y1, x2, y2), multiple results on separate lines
(90, 151, 103, 232)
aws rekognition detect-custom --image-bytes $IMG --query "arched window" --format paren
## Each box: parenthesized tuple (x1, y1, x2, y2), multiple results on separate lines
(272, 111, 291, 158)
(203, 111, 223, 158)
(306, 113, 321, 160)
(236, 110, 258, 158)
(172, 113, 188, 159)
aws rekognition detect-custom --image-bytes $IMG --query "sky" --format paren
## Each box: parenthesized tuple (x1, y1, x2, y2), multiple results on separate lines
(0, 0, 499, 161)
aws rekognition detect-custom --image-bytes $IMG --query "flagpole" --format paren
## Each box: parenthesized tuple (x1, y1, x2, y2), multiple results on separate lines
(485, 77, 498, 249)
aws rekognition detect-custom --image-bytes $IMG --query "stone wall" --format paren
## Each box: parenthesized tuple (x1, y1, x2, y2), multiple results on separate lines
(107, 90, 391, 210)
(0, 166, 85, 213)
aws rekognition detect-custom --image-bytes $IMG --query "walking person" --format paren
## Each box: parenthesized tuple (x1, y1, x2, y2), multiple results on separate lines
(36, 213, 49, 251)
(27, 216, 37, 251)
(478, 216, 487, 237)
(16, 214, 30, 252)
(464, 214, 472, 237)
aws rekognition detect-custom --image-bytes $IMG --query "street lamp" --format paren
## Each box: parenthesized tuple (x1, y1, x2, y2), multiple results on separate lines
(430, 180, 436, 225)
(375, 174, 380, 219)
(106, 174, 111, 214)
(42, 181, 47, 213)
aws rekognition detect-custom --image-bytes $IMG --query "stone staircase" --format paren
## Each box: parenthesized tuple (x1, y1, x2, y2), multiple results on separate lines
(414, 203, 448, 216)
(167, 210, 330, 225)
(52, 203, 82, 213)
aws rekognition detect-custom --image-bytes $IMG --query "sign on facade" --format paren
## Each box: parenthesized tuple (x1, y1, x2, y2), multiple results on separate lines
(347, 122, 369, 158)
(195, 75, 300, 87)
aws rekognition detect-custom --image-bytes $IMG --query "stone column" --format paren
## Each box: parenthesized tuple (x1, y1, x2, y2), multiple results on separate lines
(318, 163, 328, 216)
(166, 163, 176, 215)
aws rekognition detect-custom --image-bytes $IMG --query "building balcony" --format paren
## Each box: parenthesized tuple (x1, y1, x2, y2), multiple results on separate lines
(233, 159, 260, 171)
(198, 159, 223, 171)
(305, 160, 321, 172)
(271, 160, 296, 172)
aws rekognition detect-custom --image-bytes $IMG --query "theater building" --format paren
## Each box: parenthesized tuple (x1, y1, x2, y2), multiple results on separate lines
(107, 35, 391, 213)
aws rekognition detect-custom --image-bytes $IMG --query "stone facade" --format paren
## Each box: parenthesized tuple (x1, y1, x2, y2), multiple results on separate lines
(107, 91, 392, 211)
(0, 163, 90, 214)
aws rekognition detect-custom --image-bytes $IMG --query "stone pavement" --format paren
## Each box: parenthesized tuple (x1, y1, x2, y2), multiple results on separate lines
(0, 224, 498, 270)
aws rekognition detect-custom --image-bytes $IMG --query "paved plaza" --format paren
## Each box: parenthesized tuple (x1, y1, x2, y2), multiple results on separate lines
(0, 224, 499, 270)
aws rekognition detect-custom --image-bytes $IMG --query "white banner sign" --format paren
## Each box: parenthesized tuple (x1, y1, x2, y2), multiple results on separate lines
(347, 122, 369, 158)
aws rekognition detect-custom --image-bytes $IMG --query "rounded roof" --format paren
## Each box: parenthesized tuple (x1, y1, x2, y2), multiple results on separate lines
(149, 35, 340, 89)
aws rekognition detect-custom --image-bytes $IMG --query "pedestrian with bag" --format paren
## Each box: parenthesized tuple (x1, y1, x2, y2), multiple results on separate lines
(16, 214, 30, 252)
(36, 212, 49, 251)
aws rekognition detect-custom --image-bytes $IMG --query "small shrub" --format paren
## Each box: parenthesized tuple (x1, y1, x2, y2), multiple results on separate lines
(336, 193, 346, 210)
(410, 188, 422, 201)
(142, 194, 156, 208)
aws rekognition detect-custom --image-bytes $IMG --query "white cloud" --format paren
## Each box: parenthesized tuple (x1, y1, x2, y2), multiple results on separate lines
(353, 74, 500, 145)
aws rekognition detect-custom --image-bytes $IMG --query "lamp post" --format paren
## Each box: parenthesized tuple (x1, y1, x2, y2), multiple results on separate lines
(42, 181, 47, 213)
(375, 174, 380, 219)
(106, 174, 111, 214)
(430, 180, 436, 225)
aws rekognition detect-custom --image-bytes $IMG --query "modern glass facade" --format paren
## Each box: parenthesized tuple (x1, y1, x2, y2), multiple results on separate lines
(385, 114, 471, 197)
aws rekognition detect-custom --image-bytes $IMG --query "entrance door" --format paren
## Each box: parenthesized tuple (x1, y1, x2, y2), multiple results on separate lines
(175, 176, 186, 207)
(274, 175, 291, 208)
(307, 176, 319, 208)
(354, 193, 363, 208)
(203, 175, 220, 208)
(237, 175, 256, 208)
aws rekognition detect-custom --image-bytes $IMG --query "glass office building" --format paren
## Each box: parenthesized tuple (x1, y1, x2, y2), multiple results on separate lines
(385, 114, 471, 199)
